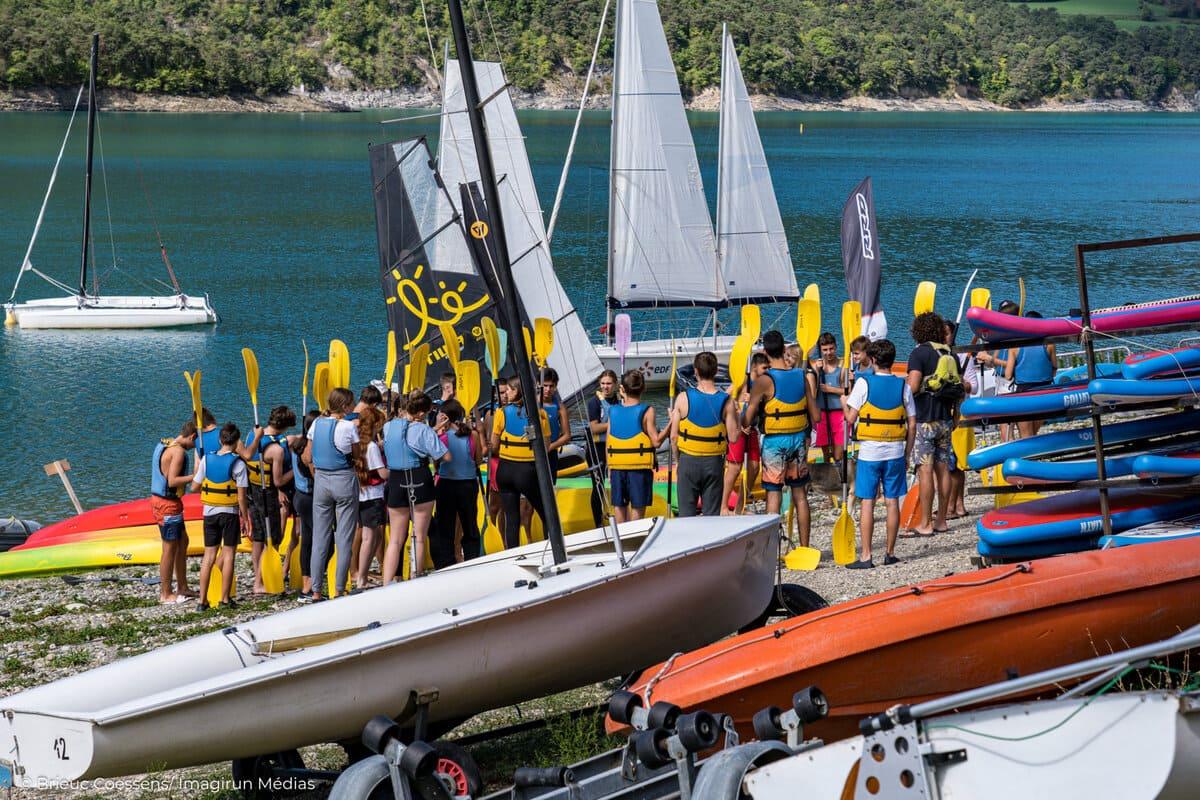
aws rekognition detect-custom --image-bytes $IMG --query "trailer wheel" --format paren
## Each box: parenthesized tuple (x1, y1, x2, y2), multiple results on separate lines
(432, 740, 484, 798)
(738, 584, 828, 633)
(232, 749, 305, 799)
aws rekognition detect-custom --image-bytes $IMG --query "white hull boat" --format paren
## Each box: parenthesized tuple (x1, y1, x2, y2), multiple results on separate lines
(6, 294, 218, 329)
(0, 515, 780, 787)
(595, 335, 739, 387)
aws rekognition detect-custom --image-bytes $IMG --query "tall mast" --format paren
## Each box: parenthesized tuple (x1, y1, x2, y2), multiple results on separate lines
(605, 0, 623, 341)
(446, 0, 567, 565)
(78, 33, 99, 299)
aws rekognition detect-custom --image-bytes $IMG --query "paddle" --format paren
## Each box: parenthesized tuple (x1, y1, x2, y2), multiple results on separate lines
(405, 342, 430, 394)
(900, 483, 920, 530)
(534, 317, 554, 369)
(614, 313, 632, 374)
(242, 347, 283, 595)
(480, 316, 504, 555)
(457, 361, 481, 412)
(954, 268, 980, 324)
(1018, 277, 1027, 317)
(667, 347, 677, 517)
(438, 322, 460, 371)
(740, 304, 761, 346)
(314, 362, 330, 412)
(831, 302, 861, 566)
(727, 334, 754, 397)
(481, 317, 501, 380)
(970, 287, 991, 311)
(301, 341, 310, 417)
(914, 281, 937, 316)
(329, 339, 351, 390)
(796, 298, 820, 357)
(185, 369, 225, 605)
(804, 283, 820, 304)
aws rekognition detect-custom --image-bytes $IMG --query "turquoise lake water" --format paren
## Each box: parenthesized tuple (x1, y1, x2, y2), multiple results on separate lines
(1, 110, 1198, 520)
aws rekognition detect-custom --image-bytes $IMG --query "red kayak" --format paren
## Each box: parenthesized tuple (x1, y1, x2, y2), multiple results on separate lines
(611, 537, 1200, 742)
(22, 495, 203, 549)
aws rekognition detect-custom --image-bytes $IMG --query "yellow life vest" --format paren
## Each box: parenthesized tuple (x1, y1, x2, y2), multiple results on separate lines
(497, 404, 549, 462)
(678, 388, 729, 457)
(856, 372, 908, 442)
(761, 368, 809, 435)
(201, 451, 241, 507)
(607, 403, 655, 470)
(246, 433, 289, 488)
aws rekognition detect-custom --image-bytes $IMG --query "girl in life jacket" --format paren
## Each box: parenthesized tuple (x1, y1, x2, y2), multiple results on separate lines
(432, 399, 485, 566)
(382, 391, 448, 583)
(607, 370, 672, 522)
(286, 410, 320, 597)
(490, 376, 552, 549)
(353, 407, 389, 590)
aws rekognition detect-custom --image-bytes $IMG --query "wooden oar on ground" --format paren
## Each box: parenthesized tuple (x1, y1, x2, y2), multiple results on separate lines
(831, 301, 861, 566)
(781, 297, 823, 571)
(242, 347, 284, 595)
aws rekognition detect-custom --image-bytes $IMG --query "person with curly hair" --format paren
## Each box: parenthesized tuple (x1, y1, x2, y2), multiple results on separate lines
(905, 311, 962, 537)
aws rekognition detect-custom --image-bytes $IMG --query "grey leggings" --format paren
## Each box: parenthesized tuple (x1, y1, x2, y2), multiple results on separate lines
(311, 469, 359, 594)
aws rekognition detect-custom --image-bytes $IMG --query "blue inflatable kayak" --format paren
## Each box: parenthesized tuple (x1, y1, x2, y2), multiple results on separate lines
(976, 536, 1097, 560)
(1089, 375, 1200, 405)
(1122, 345, 1200, 380)
(1001, 452, 1141, 483)
(1100, 514, 1200, 548)
(966, 409, 1200, 470)
(1133, 452, 1200, 477)
(961, 380, 1092, 419)
(1054, 362, 1121, 384)
(977, 487, 1196, 548)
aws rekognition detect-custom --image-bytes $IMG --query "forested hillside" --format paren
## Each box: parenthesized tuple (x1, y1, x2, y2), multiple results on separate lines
(1, 0, 1198, 106)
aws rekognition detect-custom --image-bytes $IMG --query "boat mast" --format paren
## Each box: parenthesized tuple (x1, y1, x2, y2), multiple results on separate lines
(446, 0, 568, 566)
(605, 0, 623, 346)
(78, 33, 99, 300)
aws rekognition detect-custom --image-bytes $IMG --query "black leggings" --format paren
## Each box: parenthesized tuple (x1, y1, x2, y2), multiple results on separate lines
(584, 439, 606, 527)
(496, 459, 546, 550)
(293, 489, 315, 578)
(432, 477, 481, 567)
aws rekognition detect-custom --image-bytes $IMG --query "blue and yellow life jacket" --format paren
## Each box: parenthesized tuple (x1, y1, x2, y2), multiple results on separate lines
(762, 368, 810, 435)
(543, 393, 563, 442)
(246, 432, 290, 488)
(678, 388, 729, 457)
(607, 403, 655, 470)
(311, 416, 351, 471)
(855, 372, 908, 442)
(150, 438, 183, 499)
(498, 404, 549, 462)
(201, 451, 241, 507)
(383, 418, 425, 470)
(198, 427, 220, 460)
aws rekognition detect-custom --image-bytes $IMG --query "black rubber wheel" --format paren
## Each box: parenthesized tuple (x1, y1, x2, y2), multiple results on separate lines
(608, 689, 643, 726)
(738, 584, 829, 634)
(362, 715, 403, 755)
(792, 686, 829, 724)
(646, 700, 681, 731)
(401, 741, 439, 779)
(231, 749, 305, 799)
(431, 740, 484, 798)
(751, 706, 784, 742)
(632, 728, 673, 770)
(676, 711, 719, 752)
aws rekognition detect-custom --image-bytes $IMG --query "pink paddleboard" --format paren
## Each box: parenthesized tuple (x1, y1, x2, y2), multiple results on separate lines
(967, 294, 1200, 342)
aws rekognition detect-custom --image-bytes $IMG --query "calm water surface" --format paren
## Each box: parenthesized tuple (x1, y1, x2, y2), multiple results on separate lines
(1, 110, 1198, 519)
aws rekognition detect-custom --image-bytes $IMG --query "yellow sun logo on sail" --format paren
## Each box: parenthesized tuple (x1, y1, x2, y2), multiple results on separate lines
(386, 264, 489, 349)
(469, 220, 489, 240)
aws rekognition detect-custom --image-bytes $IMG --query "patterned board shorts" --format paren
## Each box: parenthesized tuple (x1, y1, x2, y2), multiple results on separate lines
(913, 420, 955, 468)
(759, 431, 811, 491)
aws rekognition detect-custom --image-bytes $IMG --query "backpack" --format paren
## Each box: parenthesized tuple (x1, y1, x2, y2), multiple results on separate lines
(920, 342, 966, 404)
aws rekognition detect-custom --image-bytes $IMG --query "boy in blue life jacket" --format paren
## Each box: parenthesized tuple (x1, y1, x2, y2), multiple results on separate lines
(845, 339, 916, 569)
(607, 370, 672, 522)
(190, 423, 251, 608)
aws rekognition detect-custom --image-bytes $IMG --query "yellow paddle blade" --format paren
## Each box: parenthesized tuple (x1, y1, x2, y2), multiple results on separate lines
(481, 317, 500, 379)
(669, 348, 678, 399)
(314, 362, 331, 412)
(206, 562, 224, 606)
(406, 343, 430, 393)
(832, 507, 857, 565)
(1018, 277, 1027, 317)
(384, 331, 397, 389)
(522, 326, 533, 366)
(951, 425, 974, 469)
(804, 283, 820, 303)
(301, 341, 310, 401)
(534, 317, 554, 368)
(437, 323, 460, 370)
(740, 304, 761, 342)
(796, 298, 821, 355)
(914, 281, 937, 316)
(457, 360, 481, 411)
(261, 539, 284, 594)
(329, 339, 350, 389)
(841, 301, 862, 363)
(241, 348, 260, 408)
(184, 370, 203, 432)
(727, 333, 754, 396)
(783, 545, 821, 571)
(970, 287, 991, 311)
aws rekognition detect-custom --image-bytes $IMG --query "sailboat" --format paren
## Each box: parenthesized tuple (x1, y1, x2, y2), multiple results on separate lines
(592, 3, 798, 385)
(3, 35, 217, 330)
(0, 13, 781, 788)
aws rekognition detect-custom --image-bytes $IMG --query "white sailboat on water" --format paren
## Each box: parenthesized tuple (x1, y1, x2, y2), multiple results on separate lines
(0, 14, 781, 788)
(592, 1, 798, 385)
(3, 34, 217, 331)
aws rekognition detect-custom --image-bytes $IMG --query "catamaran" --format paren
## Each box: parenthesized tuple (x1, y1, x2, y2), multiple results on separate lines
(3, 35, 217, 330)
(591, 2, 798, 385)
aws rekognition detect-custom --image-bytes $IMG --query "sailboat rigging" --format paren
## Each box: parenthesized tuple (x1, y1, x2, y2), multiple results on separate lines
(3, 34, 217, 330)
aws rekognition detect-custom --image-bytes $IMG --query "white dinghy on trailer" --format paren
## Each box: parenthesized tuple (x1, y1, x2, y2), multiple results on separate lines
(4, 34, 217, 331)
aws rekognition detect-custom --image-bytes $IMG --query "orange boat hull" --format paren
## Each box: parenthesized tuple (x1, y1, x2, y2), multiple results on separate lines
(614, 538, 1200, 742)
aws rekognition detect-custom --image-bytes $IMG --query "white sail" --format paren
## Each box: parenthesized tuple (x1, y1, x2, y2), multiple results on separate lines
(438, 60, 604, 404)
(717, 28, 798, 304)
(609, 0, 723, 308)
